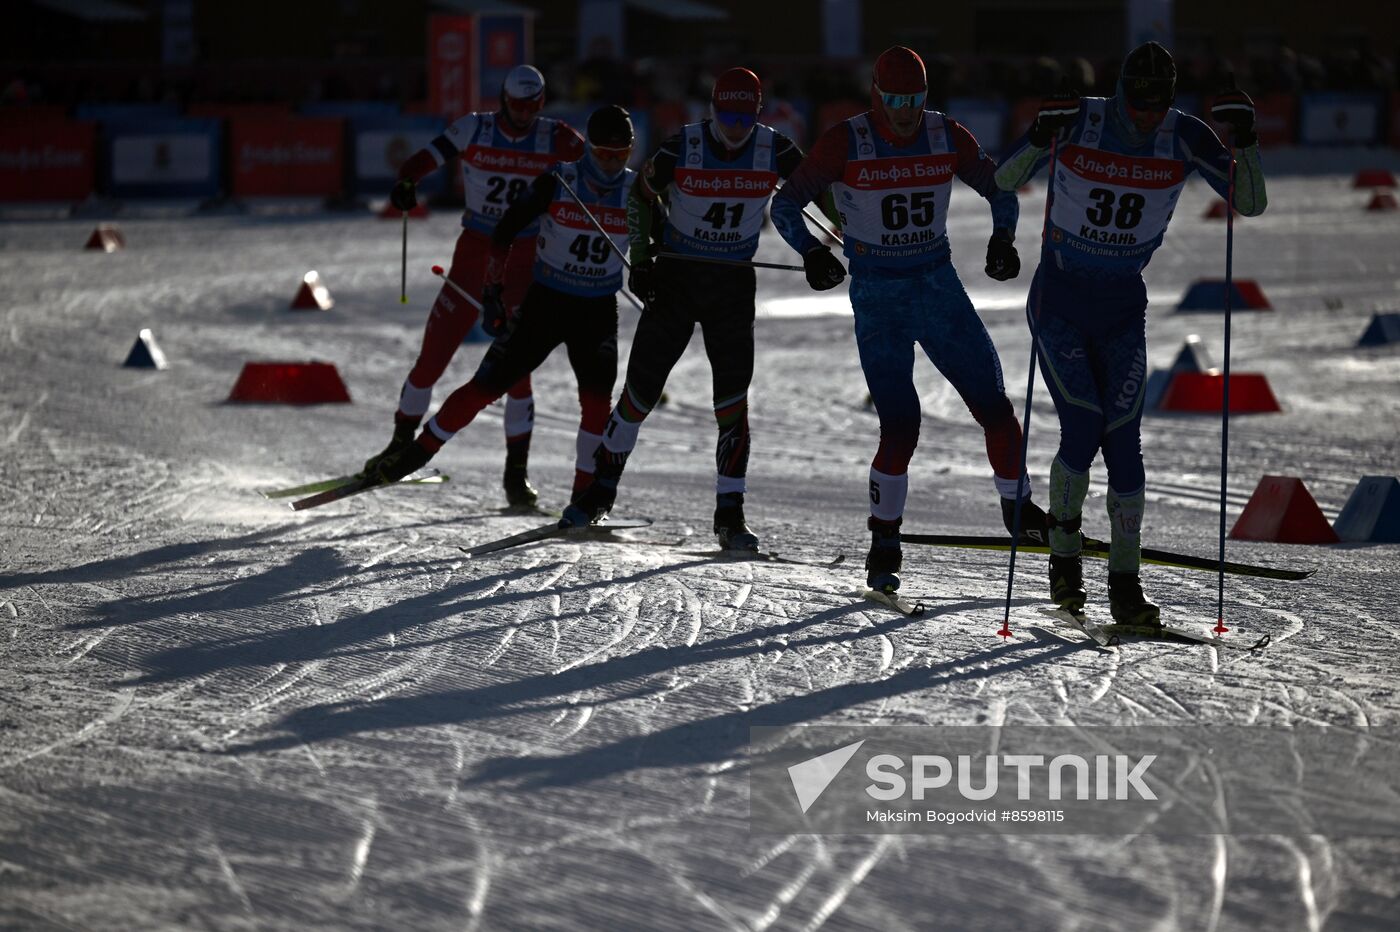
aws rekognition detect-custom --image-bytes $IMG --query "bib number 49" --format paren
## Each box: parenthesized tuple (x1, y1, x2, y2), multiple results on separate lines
(568, 234, 612, 264)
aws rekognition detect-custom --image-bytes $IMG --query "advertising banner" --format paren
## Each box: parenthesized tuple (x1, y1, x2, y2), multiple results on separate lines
(429, 15, 475, 120)
(476, 14, 530, 111)
(351, 116, 445, 195)
(1300, 93, 1383, 145)
(0, 120, 96, 201)
(230, 118, 344, 197)
(106, 118, 222, 198)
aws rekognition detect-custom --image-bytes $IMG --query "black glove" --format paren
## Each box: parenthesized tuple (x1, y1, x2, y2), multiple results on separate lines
(984, 232, 1020, 281)
(1211, 75, 1257, 147)
(480, 284, 508, 337)
(803, 244, 846, 291)
(390, 178, 418, 212)
(628, 257, 657, 305)
(1028, 83, 1080, 147)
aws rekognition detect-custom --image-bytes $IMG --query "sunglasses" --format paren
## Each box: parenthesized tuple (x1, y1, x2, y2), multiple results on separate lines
(1123, 79, 1173, 112)
(714, 110, 757, 129)
(878, 90, 926, 110)
(590, 143, 633, 159)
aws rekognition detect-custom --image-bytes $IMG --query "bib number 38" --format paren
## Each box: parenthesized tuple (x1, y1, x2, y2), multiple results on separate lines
(1085, 187, 1144, 229)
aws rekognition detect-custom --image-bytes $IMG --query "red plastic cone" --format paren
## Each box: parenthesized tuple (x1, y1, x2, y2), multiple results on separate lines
(85, 225, 125, 252)
(227, 361, 351, 404)
(1230, 476, 1339, 544)
(1352, 168, 1397, 189)
(1158, 372, 1281, 413)
(1366, 191, 1398, 212)
(290, 271, 333, 310)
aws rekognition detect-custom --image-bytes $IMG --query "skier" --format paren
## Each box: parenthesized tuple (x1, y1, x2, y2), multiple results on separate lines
(370, 106, 638, 497)
(994, 42, 1267, 625)
(769, 45, 1045, 594)
(561, 67, 836, 550)
(364, 64, 585, 507)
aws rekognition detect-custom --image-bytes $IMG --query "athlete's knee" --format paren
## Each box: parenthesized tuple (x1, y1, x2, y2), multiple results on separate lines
(1101, 426, 1145, 490)
(873, 424, 919, 475)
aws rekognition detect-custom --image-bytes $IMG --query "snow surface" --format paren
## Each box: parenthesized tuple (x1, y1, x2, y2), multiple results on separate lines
(2, 175, 1399, 931)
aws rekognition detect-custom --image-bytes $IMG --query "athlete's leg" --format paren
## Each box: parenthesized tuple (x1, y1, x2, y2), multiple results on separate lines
(598, 264, 697, 466)
(1029, 273, 1106, 558)
(850, 271, 923, 589)
(697, 268, 757, 496)
(400, 229, 488, 423)
(499, 239, 539, 501)
(1092, 308, 1150, 577)
(850, 272, 923, 522)
(419, 285, 562, 453)
(914, 261, 1031, 505)
(563, 296, 620, 497)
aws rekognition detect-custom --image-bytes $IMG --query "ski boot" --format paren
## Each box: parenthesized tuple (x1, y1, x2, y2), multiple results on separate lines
(371, 438, 433, 484)
(1048, 553, 1087, 614)
(714, 492, 759, 552)
(362, 419, 419, 477)
(1108, 572, 1161, 627)
(503, 458, 539, 509)
(1002, 495, 1049, 545)
(865, 517, 903, 592)
(559, 454, 624, 529)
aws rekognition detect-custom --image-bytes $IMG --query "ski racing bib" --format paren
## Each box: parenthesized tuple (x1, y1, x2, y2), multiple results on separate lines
(458, 114, 559, 236)
(832, 112, 957, 269)
(534, 162, 636, 296)
(1048, 98, 1184, 273)
(665, 123, 778, 258)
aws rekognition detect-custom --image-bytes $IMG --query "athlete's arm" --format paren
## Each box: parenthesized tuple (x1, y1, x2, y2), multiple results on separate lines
(771, 123, 848, 255)
(490, 171, 559, 249)
(993, 118, 1076, 192)
(949, 118, 1019, 237)
(552, 122, 586, 161)
(628, 134, 680, 261)
(772, 130, 842, 231)
(396, 113, 478, 184)
(1178, 114, 1267, 217)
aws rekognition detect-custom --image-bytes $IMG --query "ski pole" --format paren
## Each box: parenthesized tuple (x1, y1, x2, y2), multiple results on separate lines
(549, 170, 646, 312)
(999, 135, 1059, 640)
(1214, 153, 1238, 636)
(657, 253, 805, 272)
(802, 204, 843, 243)
(430, 264, 484, 311)
(400, 209, 409, 304)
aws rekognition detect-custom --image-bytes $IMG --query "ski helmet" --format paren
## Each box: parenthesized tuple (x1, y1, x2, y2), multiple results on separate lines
(1120, 42, 1176, 110)
(710, 67, 762, 148)
(871, 46, 927, 138)
(587, 104, 635, 149)
(873, 46, 927, 102)
(500, 64, 546, 127)
(711, 67, 762, 116)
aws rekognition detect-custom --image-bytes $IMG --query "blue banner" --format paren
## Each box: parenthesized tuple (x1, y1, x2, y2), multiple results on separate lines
(103, 118, 222, 199)
(477, 14, 529, 108)
(350, 115, 449, 196)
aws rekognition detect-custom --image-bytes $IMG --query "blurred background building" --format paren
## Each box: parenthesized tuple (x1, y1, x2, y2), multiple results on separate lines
(3, 0, 1397, 204)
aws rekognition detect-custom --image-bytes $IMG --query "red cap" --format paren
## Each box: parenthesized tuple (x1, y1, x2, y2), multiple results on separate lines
(873, 46, 926, 95)
(712, 67, 762, 115)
